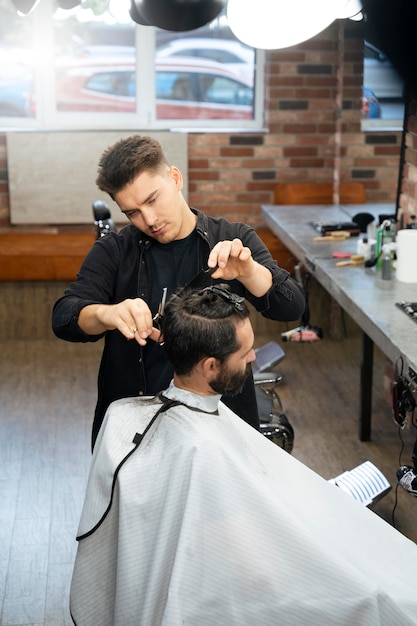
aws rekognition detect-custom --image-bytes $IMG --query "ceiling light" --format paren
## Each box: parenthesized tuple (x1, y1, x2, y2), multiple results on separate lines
(337, 0, 363, 20)
(130, 0, 226, 31)
(129, 0, 152, 25)
(56, 0, 82, 8)
(12, 0, 40, 15)
(227, 0, 363, 50)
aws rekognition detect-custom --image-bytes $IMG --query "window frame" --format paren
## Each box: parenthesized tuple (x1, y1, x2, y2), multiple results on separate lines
(0, 1, 265, 132)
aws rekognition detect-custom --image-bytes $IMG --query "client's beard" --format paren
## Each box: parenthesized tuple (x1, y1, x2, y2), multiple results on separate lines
(209, 363, 251, 397)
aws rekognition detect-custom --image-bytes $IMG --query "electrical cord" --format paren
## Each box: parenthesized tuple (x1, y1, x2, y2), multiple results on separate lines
(391, 356, 417, 527)
(391, 426, 405, 529)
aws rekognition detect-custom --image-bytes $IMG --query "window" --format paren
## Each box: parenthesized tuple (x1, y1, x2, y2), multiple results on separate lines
(85, 72, 134, 98)
(0, 0, 263, 130)
(361, 40, 404, 131)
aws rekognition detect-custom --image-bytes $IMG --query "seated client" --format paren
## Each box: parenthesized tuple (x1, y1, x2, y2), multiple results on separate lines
(70, 285, 417, 626)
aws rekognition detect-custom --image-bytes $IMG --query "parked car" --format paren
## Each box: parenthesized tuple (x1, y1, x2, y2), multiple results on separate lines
(55, 56, 254, 120)
(362, 87, 381, 119)
(364, 41, 404, 101)
(0, 75, 35, 117)
(156, 37, 255, 84)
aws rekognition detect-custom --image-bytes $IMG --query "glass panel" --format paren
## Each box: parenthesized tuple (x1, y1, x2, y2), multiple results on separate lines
(0, 2, 36, 118)
(0, 0, 262, 129)
(362, 40, 404, 129)
(155, 9, 256, 121)
(54, 0, 136, 113)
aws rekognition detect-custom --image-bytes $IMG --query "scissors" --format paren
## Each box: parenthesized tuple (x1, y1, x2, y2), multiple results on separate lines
(152, 287, 168, 345)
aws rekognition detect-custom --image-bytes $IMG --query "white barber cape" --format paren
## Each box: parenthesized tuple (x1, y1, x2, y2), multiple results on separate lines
(70, 382, 417, 626)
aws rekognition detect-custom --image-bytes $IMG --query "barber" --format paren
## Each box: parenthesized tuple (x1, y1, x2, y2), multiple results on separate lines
(52, 135, 305, 447)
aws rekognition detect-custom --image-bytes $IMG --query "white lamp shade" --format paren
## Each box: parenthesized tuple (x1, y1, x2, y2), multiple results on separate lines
(227, 0, 362, 50)
(337, 0, 363, 19)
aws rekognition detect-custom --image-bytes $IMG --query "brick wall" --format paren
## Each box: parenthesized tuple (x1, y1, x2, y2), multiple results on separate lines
(398, 87, 417, 227)
(0, 20, 403, 231)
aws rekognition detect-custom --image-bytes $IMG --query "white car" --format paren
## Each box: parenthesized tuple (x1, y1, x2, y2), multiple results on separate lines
(156, 37, 255, 85)
(364, 41, 404, 101)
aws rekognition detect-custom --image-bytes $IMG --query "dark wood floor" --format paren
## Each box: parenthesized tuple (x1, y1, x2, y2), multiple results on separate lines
(1, 316, 416, 625)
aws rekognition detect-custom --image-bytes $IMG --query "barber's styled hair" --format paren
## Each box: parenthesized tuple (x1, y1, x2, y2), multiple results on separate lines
(96, 135, 170, 197)
(162, 285, 250, 376)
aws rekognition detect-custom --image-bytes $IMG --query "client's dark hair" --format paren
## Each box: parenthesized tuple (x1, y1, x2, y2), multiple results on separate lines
(162, 285, 250, 376)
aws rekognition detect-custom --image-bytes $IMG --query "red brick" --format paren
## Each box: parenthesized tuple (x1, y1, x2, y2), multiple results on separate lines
(220, 147, 254, 157)
(188, 171, 219, 181)
(284, 147, 318, 157)
(188, 159, 209, 169)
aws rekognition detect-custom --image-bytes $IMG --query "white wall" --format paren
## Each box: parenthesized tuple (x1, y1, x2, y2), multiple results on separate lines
(7, 131, 188, 225)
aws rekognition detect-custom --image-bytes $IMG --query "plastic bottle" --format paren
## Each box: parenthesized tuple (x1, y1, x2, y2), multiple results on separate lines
(376, 220, 394, 267)
(357, 235, 376, 261)
(366, 219, 377, 240)
(381, 244, 392, 280)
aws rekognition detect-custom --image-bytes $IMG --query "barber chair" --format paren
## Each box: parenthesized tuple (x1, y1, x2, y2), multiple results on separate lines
(253, 341, 294, 453)
(93, 200, 117, 238)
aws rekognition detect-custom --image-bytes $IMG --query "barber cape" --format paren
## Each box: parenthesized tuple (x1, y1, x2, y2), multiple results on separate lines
(70, 382, 417, 626)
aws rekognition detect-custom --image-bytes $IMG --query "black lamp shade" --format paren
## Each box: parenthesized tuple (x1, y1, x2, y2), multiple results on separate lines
(56, 0, 82, 8)
(12, 0, 38, 14)
(129, 1, 152, 25)
(131, 0, 226, 32)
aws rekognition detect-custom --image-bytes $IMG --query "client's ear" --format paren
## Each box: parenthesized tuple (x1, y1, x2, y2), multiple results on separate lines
(201, 356, 219, 380)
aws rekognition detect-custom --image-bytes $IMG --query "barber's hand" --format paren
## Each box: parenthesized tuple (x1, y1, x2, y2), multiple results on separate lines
(207, 238, 273, 298)
(97, 298, 160, 345)
(207, 239, 257, 281)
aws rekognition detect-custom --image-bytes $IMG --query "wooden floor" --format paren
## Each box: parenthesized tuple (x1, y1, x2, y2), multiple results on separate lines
(1, 318, 417, 625)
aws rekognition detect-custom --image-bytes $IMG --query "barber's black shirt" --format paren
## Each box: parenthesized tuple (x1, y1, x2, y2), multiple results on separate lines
(146, 230, 200, 396)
